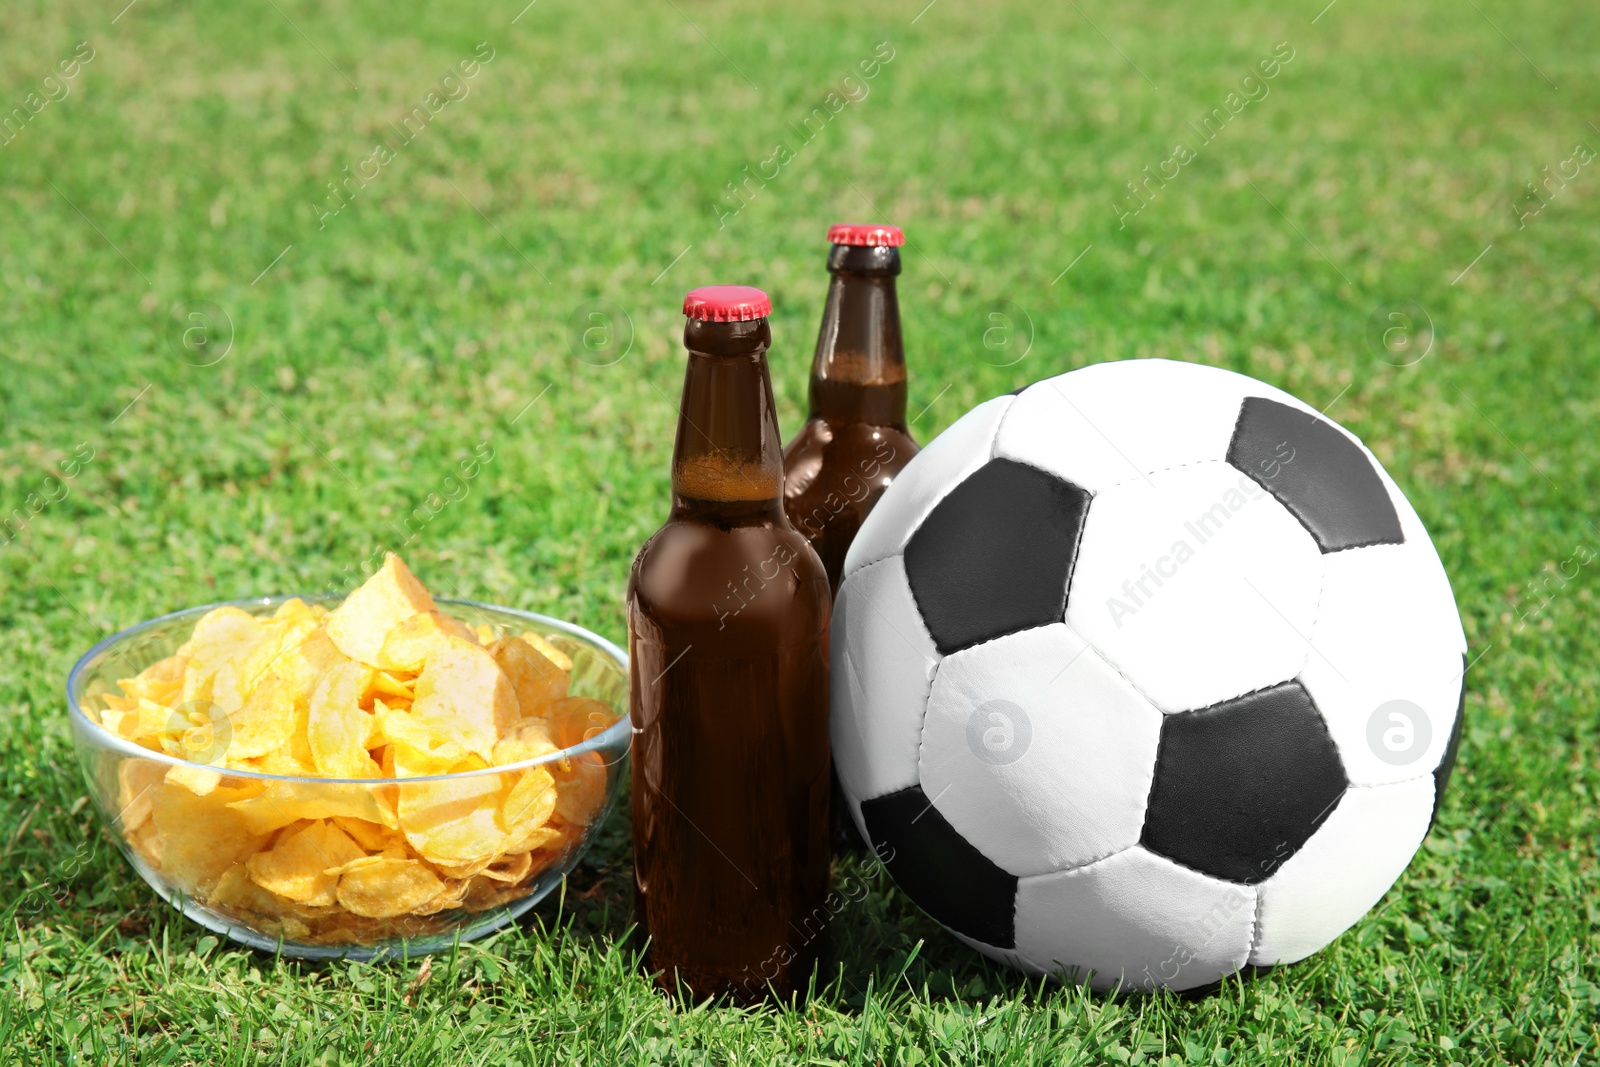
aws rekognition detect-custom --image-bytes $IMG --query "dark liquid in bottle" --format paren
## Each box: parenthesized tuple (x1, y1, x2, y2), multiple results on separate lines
(628, 311, 832, 1005)
(783, 243, 920, 593)
(805, 378, 908, 427)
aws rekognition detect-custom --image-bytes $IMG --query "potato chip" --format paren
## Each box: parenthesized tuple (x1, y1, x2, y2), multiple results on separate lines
(127, 820, 163, 867)
(336, 857, 445, 919)
(407, 641, 517, 762)
(489, 636, 569, 719)
(149, 781, 271, 893)
(389, 738, 479, 778)
(552, 752, 609, 827)
(272, 597, 327, 626)
(102, 692, 139, 714)
(462, 873, 530, 912)
(227, 779, 398, 835)
(515, 631, 574, 673)
(324, 554, 436, 667)
(377, 610, 481, 674)
(165, 762, 222, 797)
(274, 915, 315, 942)
(397, 772, 509, 867)
(427, 856, 495, 880)
(178, 607, 275, 711)
(119, 697, 183, 749)
(98, 696, 134, 738)
(208, 863, 279, 914)
(491, 716, 560, 767)
(376, 709, 470, 772)
(366, 698, 393, 748)
(208, 610, 323, 717)
(117, 760, 167, 832)
(246, 820, 366, 906)
(226, 629, 342, 762)
(497, 824, 564, 861)
(177, 605, 263, 667)
(501, 765, 557, 832)
(368, 671, 415, 703)
(477, 850, 534, 884)
(244, 749, 319, 776)
(118, 653, 188, 707)
(411, 877, 473, 916)
(308, 659, 380, 779)
(330, 816, 407, 853)
(324, 844, 410, 878)
(543, 696, 620, 750)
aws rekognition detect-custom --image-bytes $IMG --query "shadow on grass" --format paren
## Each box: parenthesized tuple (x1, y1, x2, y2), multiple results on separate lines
(105, 796, 1269, 1014)
(522, 807, 1272, 1013)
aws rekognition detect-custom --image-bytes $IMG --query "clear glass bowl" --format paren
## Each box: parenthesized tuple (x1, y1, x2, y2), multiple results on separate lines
(67, 596, 630, 961)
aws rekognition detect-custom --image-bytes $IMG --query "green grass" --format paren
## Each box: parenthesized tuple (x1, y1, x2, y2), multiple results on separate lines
(3, 0, 1598, 1061)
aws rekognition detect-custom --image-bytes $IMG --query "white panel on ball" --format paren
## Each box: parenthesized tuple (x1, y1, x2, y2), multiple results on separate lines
(1249, 776, 1435, 966)
(842, 395, 1013, 581)
(917, 624, 1162, 877)
(1014, 846, 1257, 992)
(1375, 462, 1468, 657)
(994, 359, 1319, 494)
(1066, 462, 1325, 712)
(1299, 540, 1464, 787)
(831, 555, 942, 833)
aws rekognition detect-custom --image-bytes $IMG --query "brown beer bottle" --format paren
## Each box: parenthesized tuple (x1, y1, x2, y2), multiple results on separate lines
(627, 285, 833, 1005)
(783, 223, 921, 593)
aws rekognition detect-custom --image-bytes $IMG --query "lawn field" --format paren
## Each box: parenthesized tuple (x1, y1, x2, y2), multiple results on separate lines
(2, 0, 1598, 1062)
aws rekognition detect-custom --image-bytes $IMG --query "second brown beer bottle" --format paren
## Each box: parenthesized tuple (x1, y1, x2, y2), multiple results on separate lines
(783, 223, 920, 593)
(627, 285, 832, 1005)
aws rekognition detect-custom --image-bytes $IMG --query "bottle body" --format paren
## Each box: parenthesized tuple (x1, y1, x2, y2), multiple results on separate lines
(628, 302, 832, 1004)
(783, 415, 918, 591)
(783, 240, 919, 592)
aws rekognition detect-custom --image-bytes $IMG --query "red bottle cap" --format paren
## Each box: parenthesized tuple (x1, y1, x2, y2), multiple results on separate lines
(827, 223, 905, 247)
(682, 285, 773, 322)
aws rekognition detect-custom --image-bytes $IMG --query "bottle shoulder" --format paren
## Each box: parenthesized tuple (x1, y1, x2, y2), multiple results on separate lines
(783, 420, 918, 501)
(628, 515, 829, 630)
(785, 418, 918, 459)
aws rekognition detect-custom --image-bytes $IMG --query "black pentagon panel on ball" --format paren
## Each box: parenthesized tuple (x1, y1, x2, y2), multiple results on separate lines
(1141, 680, 1348, 885)
(902, 458, 1091, 655)
(1226, 396, 1404, 553)
(860, 784, 1019, 948)
(1429, 654, 1468, 831)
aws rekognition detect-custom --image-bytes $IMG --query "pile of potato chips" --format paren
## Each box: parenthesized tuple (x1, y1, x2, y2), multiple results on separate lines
(93, 554, 620, 946)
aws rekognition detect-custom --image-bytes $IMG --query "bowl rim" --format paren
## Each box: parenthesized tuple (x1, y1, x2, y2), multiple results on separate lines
(66, 594, 633, 786)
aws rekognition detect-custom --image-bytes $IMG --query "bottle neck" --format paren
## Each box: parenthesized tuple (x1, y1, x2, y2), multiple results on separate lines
(671, 318, 787, 523)
(808, 244, 907, 427)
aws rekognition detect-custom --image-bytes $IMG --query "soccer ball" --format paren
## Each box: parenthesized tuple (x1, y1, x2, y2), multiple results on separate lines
(832, 359, 1465, 992)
